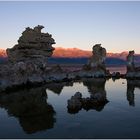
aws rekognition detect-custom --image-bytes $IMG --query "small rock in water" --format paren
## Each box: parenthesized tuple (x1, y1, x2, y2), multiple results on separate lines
(74, 92, 82, 99)
(67, 98, 82, 109)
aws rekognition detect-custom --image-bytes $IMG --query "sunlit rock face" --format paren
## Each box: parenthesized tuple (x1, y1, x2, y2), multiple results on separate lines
(6, 25, 55, 65)
(87, 44, 106, 70)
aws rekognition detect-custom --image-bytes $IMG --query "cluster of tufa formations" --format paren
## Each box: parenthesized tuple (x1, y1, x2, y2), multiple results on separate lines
(0, 25, 140, 91)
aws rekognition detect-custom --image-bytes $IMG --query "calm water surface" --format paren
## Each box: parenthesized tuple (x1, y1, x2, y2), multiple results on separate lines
(0, 77, 140, 138)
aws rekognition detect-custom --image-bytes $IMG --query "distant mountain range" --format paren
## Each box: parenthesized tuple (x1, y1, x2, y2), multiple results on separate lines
(52, 47, 92, 58)
(52, 47, 129, 59)
(0, 47, 140, 66)
(0, 47, 132, 59)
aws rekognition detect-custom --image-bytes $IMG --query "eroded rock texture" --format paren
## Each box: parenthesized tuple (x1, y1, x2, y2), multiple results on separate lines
(126, 50, 140, 78)
(87, 44, 106, 70)
(6, 25, 55, 65)
(126, 50, 135, 72)
(0, 26, 109, 91)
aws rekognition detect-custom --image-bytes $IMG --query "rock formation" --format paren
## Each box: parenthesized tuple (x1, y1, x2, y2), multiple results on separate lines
(126, 50, 140, 78)
(66, 44, 108, 79)
(6, 25, 55, 66)
(87, 44, 106, 70)
(0, 25, 58, 91)
(79, 44, 107, 78)
(126, 50, 135, 72)
(0, 26, 110, 91)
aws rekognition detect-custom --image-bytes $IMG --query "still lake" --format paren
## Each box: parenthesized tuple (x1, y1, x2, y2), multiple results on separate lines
(0, 68, 140, 138)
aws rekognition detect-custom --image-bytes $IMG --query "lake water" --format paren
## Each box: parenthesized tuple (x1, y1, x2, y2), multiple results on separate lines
(0, 76, 140, 139)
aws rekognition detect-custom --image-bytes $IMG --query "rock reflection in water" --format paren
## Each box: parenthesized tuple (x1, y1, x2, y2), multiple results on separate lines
(83, 78, 108, 111)
(127, 80, 140, 106)
(46, 82, 73, 95)
(67, 78, 109, 114)
(0, 86, 56, 134)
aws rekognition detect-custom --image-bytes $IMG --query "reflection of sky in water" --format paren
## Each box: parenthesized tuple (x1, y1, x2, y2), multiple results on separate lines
(46, 79, 140, 138)
(0, 79, 140, 138)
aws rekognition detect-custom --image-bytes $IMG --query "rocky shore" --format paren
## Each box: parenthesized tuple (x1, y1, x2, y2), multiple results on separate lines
(0, 25, 140, 92)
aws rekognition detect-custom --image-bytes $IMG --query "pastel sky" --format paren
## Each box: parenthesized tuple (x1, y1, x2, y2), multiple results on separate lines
(0, 1, 140, 53)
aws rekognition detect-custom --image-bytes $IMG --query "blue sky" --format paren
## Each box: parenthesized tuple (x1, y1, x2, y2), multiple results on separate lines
(0, 1, 140, 53)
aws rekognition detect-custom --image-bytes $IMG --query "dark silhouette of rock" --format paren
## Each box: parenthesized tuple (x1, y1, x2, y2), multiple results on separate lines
(83, 78, 106, 94)
(111, 72, 122, 80)
(83, 78, 108, 111)
(67, 92, 83, 114)
(112, 72, 121, 77)
(127, 81, 135, 106)
(6, 25, 55, 65)
(126, 80, 140, 106)
(0, 86, 56, 134)
(67, 78, 109, 114)
(46, 82, 73, 95)
(46, 83, 64, 94)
